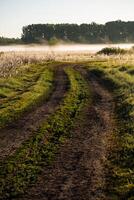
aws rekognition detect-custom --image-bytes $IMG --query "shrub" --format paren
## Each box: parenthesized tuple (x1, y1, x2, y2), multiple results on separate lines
(97, 47, 127, 55)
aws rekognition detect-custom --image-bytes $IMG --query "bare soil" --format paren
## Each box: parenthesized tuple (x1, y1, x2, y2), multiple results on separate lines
(0, 67, 69, 159)
(17, 67, 115, 200)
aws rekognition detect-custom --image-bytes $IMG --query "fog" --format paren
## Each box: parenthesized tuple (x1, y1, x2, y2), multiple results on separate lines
(0, 43, 134, 53)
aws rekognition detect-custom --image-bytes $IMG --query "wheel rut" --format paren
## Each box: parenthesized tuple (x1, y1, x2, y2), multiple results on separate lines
(0, 67, 69, 159)
(17, 67, 115, 200)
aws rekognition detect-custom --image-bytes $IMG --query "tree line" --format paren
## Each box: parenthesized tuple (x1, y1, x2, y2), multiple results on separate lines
(0, 37, 21, 45)
(21, 20, 134, 44)
(1, 20, 134, 45)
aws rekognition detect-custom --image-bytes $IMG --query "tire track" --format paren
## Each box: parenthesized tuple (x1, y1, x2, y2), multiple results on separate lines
(0, 67, 69, 159)
(17, 66, 115, 200)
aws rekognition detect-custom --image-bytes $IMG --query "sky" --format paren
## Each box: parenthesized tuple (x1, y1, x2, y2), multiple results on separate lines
(0, 0, 134, 38)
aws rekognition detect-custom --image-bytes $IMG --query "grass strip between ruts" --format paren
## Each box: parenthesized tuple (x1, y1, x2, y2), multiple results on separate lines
(0, 66, 90, 199)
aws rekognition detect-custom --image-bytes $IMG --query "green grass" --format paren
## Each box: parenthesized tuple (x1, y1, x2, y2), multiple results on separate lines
(85, 61, 134, 199)
(0, 63, 54, 128)
(0, 58, 133, 199)
(0, 66, 90, 199)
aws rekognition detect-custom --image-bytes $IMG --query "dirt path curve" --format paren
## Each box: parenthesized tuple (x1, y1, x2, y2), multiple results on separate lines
(17, 67, 115, 200)
(0, 67, 69, 159)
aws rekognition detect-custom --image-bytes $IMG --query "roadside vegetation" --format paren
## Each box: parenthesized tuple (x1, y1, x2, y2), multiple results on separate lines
(85, 60, 134, 199)
(0, 63, 54, 128)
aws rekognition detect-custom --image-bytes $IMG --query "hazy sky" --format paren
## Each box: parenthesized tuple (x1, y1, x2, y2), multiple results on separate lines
(0, 0, 134, 38)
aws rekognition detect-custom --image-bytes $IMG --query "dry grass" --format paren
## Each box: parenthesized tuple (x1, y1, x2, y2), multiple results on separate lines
(0, 50, 134, 78)
(0, 51, 102, 77)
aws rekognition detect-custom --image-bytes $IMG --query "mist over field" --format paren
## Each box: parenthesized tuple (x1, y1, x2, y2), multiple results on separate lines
(0, 43, 134, 53)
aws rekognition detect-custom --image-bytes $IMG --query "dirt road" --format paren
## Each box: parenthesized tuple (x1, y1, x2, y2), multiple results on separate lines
(17, 67, 115, 200)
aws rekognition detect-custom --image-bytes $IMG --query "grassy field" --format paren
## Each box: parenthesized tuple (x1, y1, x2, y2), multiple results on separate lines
(0, 63, 55, 128)
(0, 52, 133, 199)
